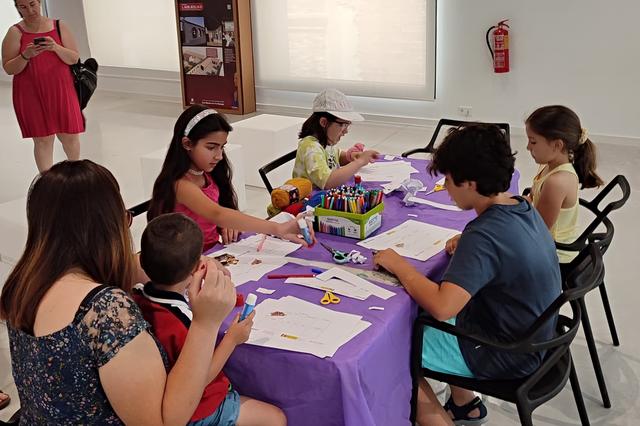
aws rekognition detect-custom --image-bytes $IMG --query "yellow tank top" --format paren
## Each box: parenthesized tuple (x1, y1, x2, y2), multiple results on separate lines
(531, 163, 579, 264)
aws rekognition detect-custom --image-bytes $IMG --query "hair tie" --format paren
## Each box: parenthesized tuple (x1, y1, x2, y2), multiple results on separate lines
(184, 109, 218, 137)
(578, 127, 588, 145)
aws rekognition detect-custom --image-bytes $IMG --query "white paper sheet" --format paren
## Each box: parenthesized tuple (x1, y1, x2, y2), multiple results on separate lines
(210, 234, 302, 258)
(268, 211, 296, 224)
(315, 267, 395, 300)
(247, 296, 371, 358)
(207, 250, 286, 286)
(285, 277, 371, 300)
(358, 161, 419, 182)
(357, 220, 459, 261)
(406, 197, 463, 211)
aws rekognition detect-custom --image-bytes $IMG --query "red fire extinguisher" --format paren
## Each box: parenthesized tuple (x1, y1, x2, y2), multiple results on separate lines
(486, 20, 510, 73)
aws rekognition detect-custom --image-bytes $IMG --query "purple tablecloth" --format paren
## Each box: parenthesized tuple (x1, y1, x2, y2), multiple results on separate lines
(216, 158, 520, 426)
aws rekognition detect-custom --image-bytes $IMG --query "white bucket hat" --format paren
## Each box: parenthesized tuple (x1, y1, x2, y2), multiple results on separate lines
(312, 89, 364, 122)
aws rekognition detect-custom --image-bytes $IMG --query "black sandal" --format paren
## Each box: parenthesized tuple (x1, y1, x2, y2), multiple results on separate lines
(444, 395, 488, 425)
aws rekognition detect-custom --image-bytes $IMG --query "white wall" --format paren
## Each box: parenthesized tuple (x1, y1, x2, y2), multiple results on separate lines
(0, 3, 20, 36)
(82, 0, 180, 72)
(46, 0, 91, 58)
(9, 0, 640, 139)
(0, 2, 21, 82)
(261, 0, 640, 139)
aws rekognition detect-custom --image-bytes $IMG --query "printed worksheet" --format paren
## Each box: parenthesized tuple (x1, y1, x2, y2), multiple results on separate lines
(247, 296, 371, 358)
(357, 220, 459, 261)
(207, 248, 288, 286)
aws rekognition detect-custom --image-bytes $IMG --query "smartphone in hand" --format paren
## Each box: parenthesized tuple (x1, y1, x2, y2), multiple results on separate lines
(33, 37, 45, 45)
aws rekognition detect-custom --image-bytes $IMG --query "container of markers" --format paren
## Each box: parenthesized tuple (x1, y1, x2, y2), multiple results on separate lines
(314, 186, 384, 239)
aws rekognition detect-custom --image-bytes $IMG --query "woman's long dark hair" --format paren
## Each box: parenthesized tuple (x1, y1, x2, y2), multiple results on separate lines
(298, 112, 337, 147)
(527, 105, 603, 189)
(0, 160, 135, 333)
(148, 105, 237, 221)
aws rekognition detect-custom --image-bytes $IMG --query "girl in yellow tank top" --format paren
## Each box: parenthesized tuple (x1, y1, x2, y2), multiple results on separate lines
(525, 106, 604, 264)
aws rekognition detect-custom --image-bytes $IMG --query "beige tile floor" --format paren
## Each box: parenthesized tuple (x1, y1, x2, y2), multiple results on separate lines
(0, 83, 638, 425)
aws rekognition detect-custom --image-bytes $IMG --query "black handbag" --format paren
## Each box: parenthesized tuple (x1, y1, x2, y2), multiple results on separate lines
(55, 20, 98, 110)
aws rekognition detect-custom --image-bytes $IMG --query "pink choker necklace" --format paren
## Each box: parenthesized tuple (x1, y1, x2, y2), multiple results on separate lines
(188, 169, 204, 176)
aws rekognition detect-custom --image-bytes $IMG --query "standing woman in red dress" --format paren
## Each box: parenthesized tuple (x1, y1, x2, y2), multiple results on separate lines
(1, 0, 85, 172)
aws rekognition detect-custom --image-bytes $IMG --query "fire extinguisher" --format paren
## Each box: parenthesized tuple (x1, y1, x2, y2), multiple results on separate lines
(486, 20, 510, 73)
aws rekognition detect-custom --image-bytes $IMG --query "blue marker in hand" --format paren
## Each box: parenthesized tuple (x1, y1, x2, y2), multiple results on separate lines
(240, 293, 257, 321)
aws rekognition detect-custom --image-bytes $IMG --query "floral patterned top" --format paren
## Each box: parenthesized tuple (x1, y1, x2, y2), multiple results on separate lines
(9, 285, 158, 425)
(292, 135, 341, 189)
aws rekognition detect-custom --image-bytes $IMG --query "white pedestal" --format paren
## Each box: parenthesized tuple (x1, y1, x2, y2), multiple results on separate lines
(140, 143, 247, 212)
(230, 114, 305, 188)
(0, 197, 27, 268)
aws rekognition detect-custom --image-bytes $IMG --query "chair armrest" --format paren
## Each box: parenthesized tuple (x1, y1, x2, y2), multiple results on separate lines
(416, 314, 522, 352)
(416, 311, 575, 354)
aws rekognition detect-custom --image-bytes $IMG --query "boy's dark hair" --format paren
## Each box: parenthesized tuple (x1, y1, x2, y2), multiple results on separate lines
(429, 124, 515, 196)
(140, 213, 204, 286)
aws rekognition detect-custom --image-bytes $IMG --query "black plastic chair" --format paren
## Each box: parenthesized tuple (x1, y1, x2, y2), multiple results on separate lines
(410, 243, 605, 426)
(127, 199, 151, 218)
(401, 118, 511, 158)
(553, 175, 631, 409)
(258, 149, 297, 193)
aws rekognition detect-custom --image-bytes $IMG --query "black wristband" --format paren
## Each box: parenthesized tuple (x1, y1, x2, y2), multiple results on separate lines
(20, 52, 29, 61)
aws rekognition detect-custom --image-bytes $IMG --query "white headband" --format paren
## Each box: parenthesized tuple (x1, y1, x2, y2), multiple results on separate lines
(184, 109, 218, 136)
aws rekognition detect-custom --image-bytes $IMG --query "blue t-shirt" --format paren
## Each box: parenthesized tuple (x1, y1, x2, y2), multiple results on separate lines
(443, 197, 561, 380)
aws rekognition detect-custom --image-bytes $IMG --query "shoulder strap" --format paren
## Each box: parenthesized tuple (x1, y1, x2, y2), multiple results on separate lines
(55, 19, 65, 46)
(13, 24, 25, 34)
(547, 163, 578, 178)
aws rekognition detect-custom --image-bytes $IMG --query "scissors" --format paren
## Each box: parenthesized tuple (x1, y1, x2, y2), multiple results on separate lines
(320, 242, 350, 264)
(424, 177, 446, 196)
(320, 290, 341, 305)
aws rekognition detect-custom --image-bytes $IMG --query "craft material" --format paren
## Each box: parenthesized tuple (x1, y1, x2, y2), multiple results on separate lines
(319, 242, 350, 264)
(240, 293, 257, 321)
(320, 291, 341, 305)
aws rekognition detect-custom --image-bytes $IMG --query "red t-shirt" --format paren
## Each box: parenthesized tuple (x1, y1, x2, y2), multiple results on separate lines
(132, 283, 230, 422)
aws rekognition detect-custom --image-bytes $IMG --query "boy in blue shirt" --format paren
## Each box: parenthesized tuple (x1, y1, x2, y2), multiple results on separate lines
(374, 124, 561, 425)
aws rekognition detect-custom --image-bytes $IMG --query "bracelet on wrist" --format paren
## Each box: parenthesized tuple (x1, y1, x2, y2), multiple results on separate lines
(20, 52, 29, 61)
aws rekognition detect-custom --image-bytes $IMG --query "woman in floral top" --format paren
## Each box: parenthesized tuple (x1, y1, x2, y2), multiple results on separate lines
(0, 160, 236, 425)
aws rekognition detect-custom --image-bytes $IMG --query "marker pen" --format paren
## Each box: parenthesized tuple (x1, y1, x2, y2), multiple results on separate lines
(298, 218, 313, 245)
(240, 293, 257, 321)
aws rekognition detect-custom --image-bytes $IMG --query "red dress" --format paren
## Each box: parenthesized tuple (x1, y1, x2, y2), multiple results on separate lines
(12, 22, 84, 138)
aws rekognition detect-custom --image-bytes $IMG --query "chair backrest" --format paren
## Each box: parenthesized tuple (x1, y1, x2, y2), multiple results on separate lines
(258, 149, 297, 193)
(556, 174, 630, 254)
(401, 118, 511, 157)
(127, 199, 151, 218)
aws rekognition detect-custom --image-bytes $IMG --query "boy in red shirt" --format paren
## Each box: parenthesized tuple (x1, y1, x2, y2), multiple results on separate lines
(134, 213, 286, 426)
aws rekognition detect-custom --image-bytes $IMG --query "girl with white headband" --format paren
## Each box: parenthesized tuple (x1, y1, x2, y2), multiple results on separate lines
(148, 104, 314, 251)
(525, 105, 603, 265)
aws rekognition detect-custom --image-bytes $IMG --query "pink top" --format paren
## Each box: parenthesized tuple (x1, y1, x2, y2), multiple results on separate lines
(12, 21, 84, 138)
(174, 174, 220, 251)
